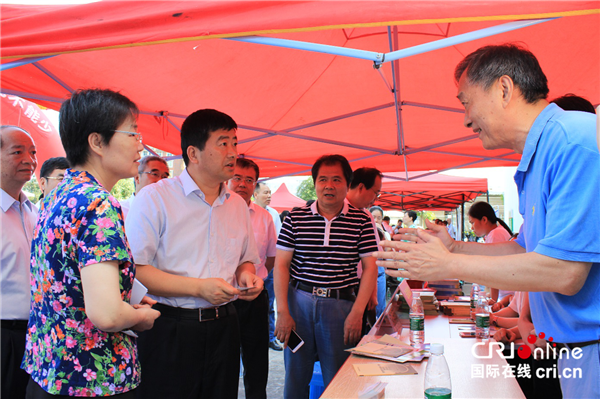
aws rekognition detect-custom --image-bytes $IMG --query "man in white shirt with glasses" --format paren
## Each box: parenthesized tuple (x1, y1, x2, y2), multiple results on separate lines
(120, 155, 169, 219)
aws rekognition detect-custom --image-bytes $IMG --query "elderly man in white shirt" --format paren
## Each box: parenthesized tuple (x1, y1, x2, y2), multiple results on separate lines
(120, 155, 170, 219)
(125, 109, 263, 399)
(1, 125, 38, 399)
(254, 182, 282, 235)
(253, 181, 284, 351)
(228, 158, 277, 399)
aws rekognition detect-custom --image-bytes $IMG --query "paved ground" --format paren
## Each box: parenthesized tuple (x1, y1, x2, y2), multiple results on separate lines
(238, 347, 286, 399)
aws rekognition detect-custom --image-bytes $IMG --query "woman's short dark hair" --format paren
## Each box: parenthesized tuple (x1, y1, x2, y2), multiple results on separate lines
(454, 44, 549, 104)
(468, 201, 513, 236)
(180, 109, 237, 166)
(406, 210, 418, 222)
(59, 89, 138, 167)
(311, 154, 353, 187)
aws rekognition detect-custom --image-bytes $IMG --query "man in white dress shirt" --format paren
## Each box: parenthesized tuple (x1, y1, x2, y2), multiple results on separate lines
(228, 158, 277, 399)
(253, 181, 284, 350)
(38, 156, 69, 199)
(125, 109, 263, 399)
(120, 155, 169, 219)
(1, 126, 38, 399)
(254, 182, 282, 234)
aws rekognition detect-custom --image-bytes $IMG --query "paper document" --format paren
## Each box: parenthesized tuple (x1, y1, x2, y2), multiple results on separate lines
(353, 362, 417, 376)
(398, 279, 412, 307)
(348, 334, 415, 363)
(450, 318, 475, 324)
(130, 278, 148, 305)
(123, 278, 148, 338)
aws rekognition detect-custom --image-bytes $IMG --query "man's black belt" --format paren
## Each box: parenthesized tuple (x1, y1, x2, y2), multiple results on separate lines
(290, 278, 357, 302)
(153, 302, 234, 322)
(553, 339, 600, 350)
(1, 319, 28, 330)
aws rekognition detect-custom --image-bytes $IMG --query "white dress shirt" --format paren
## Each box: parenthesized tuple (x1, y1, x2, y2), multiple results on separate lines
(1, 189, 38, 319)
(248, 202, 277, 280)
(119, 193, 134, 220)
(265, 205, 282, 236)
(125, 169, 260, 309)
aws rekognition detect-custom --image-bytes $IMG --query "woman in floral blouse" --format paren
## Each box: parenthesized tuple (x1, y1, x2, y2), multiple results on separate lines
(22, 89, 160, 398)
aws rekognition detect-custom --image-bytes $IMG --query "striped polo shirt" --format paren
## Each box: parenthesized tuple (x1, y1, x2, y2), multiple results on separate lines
(277, 200, 378, 289)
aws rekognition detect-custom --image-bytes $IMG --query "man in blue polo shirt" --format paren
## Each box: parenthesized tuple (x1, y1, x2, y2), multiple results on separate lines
(377, 44, 599, 398)
(274, 154, 378, 398)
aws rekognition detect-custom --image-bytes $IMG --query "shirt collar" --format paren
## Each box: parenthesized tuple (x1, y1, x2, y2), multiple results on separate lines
(517, 103, 561, 173)
(311, 199, 349, 217)
(0, 188, 33, 213)
(180, 168, 230, 202)
(65, 169, 103, 188)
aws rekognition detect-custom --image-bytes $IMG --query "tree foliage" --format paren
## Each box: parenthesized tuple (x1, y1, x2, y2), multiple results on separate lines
(23, 177, 42, 203)
(21, 176, 135, 202)
(296, 177, 316, 201)
(110, 178, 135, 200)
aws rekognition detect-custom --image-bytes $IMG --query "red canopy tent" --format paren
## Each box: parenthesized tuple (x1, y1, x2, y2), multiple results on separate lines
(375, 172, 488, 211)
(268, 183, 306, 212)
(0, 94, 65, 185)
(1, 2, 598, 179)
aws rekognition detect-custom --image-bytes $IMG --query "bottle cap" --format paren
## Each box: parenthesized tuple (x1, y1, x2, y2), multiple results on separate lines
(430, 343, 444, 354)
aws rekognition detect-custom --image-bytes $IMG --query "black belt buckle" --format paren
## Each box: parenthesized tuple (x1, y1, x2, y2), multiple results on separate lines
(199, 307, 218, 322)
(312, 286, 330, 298)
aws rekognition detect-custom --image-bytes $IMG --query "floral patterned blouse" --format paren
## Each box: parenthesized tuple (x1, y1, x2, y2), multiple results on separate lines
(22, 170, 140, 396)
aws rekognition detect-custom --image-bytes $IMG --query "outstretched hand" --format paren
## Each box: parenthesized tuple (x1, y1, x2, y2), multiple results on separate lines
(393, 219, 456, 252)
(372, 228, 453, 281)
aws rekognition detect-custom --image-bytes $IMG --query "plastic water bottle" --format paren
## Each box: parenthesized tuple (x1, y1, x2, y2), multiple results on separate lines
(469, 283, 479, 320)
(475, 292, 490, 339)
(410, 293, 424, 348)
(424, 343, 452, 398)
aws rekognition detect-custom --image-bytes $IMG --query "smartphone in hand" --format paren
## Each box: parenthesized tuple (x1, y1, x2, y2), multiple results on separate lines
(288, 329, 305, 353)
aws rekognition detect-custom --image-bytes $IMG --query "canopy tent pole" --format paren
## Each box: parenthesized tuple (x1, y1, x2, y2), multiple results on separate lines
(0, 89, 63, 104)
(402, 101, 463, 113)
(456, 208, 461, 240)
(388, 26, 406, 157)
(383, 18, 555, 63)
(237, 125, 395, 154)
(32, 62, 73, 93)
(227, 19, 554, 66)
(228, 35, 385, 63)
(284, 103, 395, 131)
(461, 194, 465, 240)
(425, 149, 518, 162)
(0, 55, 56, 71)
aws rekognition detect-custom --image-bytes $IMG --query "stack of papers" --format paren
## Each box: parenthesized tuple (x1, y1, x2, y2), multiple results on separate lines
(348, 335, 429, 363)
(353, 363, 417, 376)
(416, 291, 439, 315)
(427, 280, 462, 299)
(440, 300, 471, 317)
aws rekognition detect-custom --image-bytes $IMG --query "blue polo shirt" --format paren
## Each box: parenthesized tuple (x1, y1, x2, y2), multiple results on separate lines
(514, 103, 600, 343)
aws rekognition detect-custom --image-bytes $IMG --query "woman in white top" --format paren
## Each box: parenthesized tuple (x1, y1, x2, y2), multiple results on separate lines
(468, 201, 513, 301)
